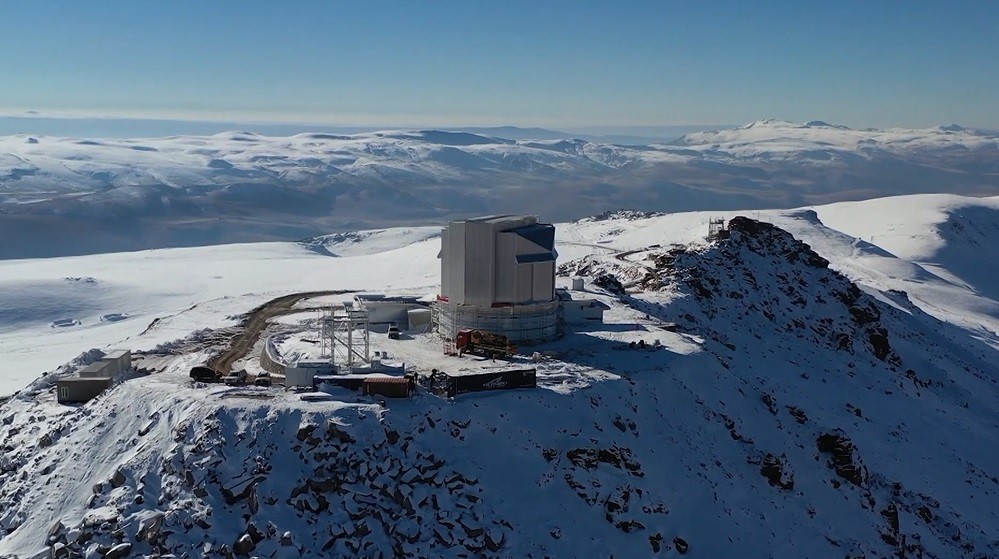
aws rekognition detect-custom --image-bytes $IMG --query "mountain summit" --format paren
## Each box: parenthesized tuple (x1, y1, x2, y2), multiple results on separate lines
(1, 210, 996, 558)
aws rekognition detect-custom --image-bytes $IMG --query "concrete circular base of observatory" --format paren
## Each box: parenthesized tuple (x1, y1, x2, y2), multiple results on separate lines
(432, 300, 561, 344)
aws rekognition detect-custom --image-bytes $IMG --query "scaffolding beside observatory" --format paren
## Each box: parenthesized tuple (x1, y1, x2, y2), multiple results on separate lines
(319, 303, 370, 368)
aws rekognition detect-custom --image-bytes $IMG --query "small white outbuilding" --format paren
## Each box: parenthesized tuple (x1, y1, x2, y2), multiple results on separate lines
(99, 349, 132, 376)
(285, 360, 336, 389)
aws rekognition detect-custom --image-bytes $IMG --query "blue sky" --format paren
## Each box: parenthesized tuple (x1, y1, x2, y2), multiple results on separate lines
(1, 1, 997, 128)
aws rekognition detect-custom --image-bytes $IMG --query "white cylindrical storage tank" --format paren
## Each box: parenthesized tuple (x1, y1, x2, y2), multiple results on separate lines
(571, 277, 584, 291)
(408, 308, 433, 331)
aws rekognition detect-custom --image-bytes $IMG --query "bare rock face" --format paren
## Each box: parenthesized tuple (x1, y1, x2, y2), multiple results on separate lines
(233, 533, 255, 555)
(46, 520, 65, 545)
(727, 216, 829, 269)
(103, 542, 132, 559)
(49, 542, 69, 559)
(110, 469, 126, 488)
(593, 273, 627, 296)
(639, 216, 903, 368)
(817, 431, 865, 487)
(760, 453, 795, 490)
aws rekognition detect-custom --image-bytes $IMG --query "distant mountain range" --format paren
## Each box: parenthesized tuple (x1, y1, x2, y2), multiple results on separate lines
(0, 119, 996, 258)
(0, 116, 714, 144)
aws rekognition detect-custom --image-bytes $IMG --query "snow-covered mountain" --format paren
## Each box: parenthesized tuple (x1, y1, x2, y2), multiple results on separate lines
(1, 121, 996, 258)
(1, 194, 997, 558)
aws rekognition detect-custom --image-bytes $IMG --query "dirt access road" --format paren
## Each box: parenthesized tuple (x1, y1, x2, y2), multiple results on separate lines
(208, 290, 355, 374)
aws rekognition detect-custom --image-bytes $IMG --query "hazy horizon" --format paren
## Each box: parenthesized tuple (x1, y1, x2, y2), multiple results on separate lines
(0, 113, 738, 141)
(2, 2, 998, 129)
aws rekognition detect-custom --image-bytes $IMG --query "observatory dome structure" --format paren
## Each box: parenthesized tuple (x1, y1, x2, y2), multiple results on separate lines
(432, 215, 561, 344)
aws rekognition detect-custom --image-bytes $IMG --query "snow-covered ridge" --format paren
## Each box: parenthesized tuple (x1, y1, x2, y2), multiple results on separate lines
(680, 118, 998, 158)
(299, 226, 441, 257)
(1, 121, 997, 259)
(1, 206, 997, 558)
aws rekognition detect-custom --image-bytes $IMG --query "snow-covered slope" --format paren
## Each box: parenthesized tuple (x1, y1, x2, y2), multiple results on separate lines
(0, 238, 441, 396)
(1, 200, 997, 558)
(3, 195, 998, 398)
(814, 194, 999, 302)
(2, 121, 997, 258)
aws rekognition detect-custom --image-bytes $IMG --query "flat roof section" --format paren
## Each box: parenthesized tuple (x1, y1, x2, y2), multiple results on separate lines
(466, 214, 514, 223)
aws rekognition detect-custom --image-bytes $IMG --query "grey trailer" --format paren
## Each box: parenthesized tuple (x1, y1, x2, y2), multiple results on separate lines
(57, 377, 113, 404)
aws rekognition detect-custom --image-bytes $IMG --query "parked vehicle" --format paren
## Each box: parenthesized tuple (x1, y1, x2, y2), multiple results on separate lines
(190, 365, 220, 382)
(222, 369, 248, 386)
(254, 371, 272, 387)
(455, 329, 517, 358)
(387, 325, 400, 339)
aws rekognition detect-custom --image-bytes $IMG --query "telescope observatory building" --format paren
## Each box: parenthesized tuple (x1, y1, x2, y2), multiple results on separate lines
(433, 215, 562, 343)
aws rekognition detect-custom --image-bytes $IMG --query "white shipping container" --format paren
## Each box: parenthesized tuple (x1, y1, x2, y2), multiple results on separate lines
(285, 360, 336, 388)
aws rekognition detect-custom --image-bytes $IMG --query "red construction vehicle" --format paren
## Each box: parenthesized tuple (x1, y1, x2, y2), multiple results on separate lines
(455, 329, 517, 358)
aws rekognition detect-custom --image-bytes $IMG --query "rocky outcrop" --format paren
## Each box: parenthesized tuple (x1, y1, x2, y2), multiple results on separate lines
(640, 216, 902, 366)
(760, 453, 795, 490)
(816, 431, 866, 487)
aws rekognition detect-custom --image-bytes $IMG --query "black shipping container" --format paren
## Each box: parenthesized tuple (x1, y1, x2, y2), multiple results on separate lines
(444, 368, 536, 397)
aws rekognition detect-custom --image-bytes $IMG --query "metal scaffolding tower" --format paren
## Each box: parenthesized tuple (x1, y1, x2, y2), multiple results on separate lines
(319, 303, 370, 368)
(707, 217, 729, 241)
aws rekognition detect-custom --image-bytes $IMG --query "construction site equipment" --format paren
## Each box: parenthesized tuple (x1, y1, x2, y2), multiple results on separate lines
(207, 290, 355, 375)
(407, 308, 433, 331)
(455, 329, 517, 358)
